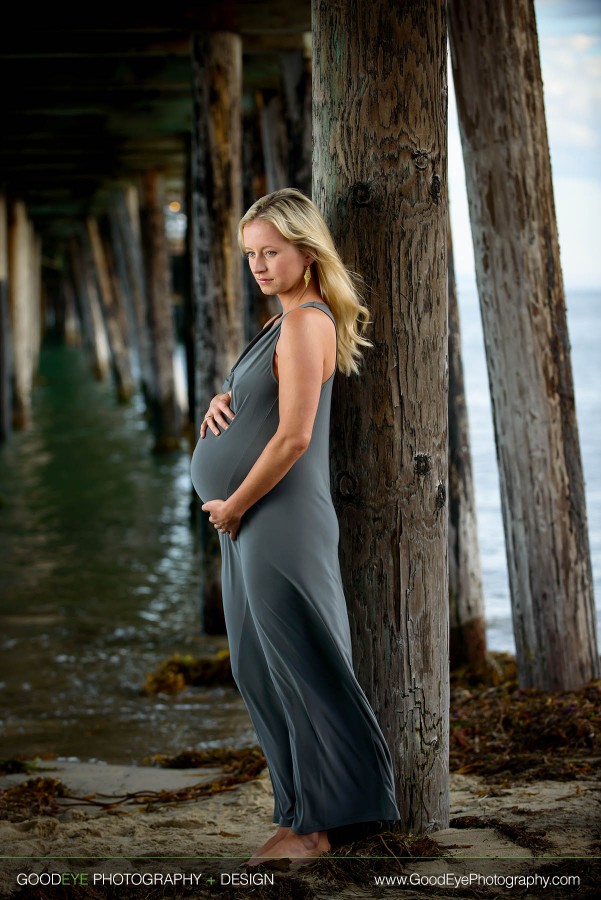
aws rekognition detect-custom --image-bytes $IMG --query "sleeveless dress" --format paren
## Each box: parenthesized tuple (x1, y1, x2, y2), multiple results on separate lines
(190, 300, 400, 834)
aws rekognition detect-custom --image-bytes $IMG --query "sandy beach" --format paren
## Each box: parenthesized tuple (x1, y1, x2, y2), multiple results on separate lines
(1, 754, 599, 899)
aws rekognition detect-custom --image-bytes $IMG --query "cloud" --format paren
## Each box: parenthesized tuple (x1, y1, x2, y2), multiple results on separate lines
(539, 34, 601, 166)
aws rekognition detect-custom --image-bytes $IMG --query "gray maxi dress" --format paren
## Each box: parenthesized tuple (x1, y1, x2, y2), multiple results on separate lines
(190, 300, 400, 834)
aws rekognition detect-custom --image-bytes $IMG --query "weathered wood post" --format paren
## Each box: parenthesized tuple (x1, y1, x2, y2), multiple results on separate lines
(191, 32, 244, 634)
(107, 199, 137, 359)
(139, 170, 182, 452)
(61, 276, 82, 346)
(258, 90, 288, 193)
(448, 0, 599, 691)
(242, 107, 277, 340)
(313, 0, 450, 833)
(448, 221, 486, 670)
(86, 215, 135, 403)
(7, 200, 40, 429)
(258, 48, 311, 197)
(68, 234, 110, 381)
(111, 185, 155, 407)
(280, 47, 312, 195)
(182, 140, 196, 431)
(31, 228, 42, 377)
(0, 194, 11, 442)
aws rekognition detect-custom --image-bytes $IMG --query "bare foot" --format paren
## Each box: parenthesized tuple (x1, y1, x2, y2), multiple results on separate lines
(250, 830, 330, 866)
(245, 826, 291, 866)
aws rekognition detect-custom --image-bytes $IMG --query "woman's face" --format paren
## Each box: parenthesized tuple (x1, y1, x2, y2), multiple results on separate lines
(242, 219, 309, 297)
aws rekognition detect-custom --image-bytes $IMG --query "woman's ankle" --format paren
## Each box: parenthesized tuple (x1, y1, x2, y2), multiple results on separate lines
(293, 830, 328, 849)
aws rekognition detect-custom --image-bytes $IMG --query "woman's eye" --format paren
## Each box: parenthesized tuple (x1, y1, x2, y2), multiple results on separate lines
(265, 251, 276, 257)
(245, 252, 255, 259)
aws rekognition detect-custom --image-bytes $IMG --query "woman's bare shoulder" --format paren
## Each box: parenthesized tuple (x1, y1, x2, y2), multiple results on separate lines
(281, 304, 335, 335)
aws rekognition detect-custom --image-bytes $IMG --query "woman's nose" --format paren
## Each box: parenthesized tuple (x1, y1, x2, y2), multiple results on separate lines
(252, 256, 266, 272)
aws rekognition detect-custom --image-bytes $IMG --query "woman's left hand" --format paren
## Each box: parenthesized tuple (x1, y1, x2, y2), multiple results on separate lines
(201, 499, 242, 541)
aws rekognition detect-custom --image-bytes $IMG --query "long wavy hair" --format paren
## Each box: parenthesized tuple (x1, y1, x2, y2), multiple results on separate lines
(238, 188, 372, 376)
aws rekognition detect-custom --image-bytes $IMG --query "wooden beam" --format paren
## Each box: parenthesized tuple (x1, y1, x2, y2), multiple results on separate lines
(3, 2, 310, 33)
(0, 32, 193, 58)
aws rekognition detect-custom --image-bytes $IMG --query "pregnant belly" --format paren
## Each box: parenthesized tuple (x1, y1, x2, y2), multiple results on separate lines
(190, 426, 241, 503)
(190, 408, 277, 504)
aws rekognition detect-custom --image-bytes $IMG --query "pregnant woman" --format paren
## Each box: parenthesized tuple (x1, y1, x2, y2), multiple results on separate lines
(190, 188, 399, 864)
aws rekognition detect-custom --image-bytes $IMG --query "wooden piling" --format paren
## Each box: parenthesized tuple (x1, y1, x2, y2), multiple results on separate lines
(313, 0, 450, 833)
(68, 234, 110, 381)
(258, 90, 288, 193)
(86, 215, 135, 403)
(139, 169, 182, 452)
(448, 0, 599, 690)
(111, 186, 155, 407)
(182, 137, 197, 428)
(448, 220, 486, 670)
(0, 194, 11, 441)
(242, 110, 276, 340)
(190, 31, 244, 634)
(61, 276, 82, 346)
(31, 228, 43, 375)
(280, 47, 312, 195)
(7, 200, 40, 430)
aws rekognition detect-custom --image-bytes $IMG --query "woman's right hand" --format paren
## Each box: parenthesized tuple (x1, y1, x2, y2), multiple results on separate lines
(200, 391, 235, 438)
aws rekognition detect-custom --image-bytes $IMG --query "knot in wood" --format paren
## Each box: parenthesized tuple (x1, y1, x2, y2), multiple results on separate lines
(435, 482, 447, 509)
(412, 150, 430, 171)
(337, 470, 358, 499)
(350, 182, 372, 207)
(414, 453, 431, 476)
(430, 175, 441, 203)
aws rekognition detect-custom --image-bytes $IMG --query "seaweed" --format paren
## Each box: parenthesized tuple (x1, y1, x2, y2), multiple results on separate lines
(0, 777, 69, 822)
(0, 748, 267, 821)
(0, 758, 39, 775)
(146, 745, 266, 777)
(142, 649, 234, 695)
(309, 831, 444, 885)
(450, 653, 600, 782)
(144, 649, 600, 785)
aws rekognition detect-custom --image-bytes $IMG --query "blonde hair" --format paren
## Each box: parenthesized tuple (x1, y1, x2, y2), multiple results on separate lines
(238, 188, 373, 376)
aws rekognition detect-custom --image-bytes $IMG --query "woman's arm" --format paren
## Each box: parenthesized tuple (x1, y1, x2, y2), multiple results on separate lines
(202, 307, 334, 539)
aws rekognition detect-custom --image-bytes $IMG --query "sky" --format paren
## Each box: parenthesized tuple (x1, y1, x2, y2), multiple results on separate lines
(448, 0, 601, 289)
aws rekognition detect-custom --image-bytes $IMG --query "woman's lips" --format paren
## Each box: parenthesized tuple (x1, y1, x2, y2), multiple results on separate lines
(257, 278, 272, 284)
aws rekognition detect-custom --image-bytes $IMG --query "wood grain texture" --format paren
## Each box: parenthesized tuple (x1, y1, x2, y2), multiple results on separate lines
(190, 32, 244, 634)
(313, 0, 449, 833)
(448, 0, 599, 690)
(190, 32, 244, 428)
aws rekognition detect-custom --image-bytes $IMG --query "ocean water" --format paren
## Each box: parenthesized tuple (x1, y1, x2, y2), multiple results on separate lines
(456, 282, 601, 652)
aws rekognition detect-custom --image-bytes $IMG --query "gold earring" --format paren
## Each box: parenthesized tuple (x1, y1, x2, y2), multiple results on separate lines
(304, 265, 311, 288)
